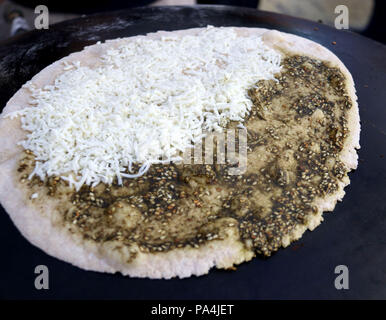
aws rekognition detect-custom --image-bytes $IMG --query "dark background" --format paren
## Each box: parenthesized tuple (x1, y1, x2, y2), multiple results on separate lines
(10, 0, 386, 44)
(0, 5, 385, 299)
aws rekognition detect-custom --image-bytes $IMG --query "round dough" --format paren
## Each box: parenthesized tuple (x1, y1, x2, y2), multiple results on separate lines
(0, 27, 360, 278)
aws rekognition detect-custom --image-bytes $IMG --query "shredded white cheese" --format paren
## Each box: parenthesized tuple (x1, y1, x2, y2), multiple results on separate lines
(8, 26, 281, 190)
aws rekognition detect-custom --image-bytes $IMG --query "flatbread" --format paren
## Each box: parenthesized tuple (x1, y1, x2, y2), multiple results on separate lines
(0, 27, 360, 279)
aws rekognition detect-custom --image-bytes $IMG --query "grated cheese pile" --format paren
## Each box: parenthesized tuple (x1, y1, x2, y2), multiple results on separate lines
(8, 26, 282, 190)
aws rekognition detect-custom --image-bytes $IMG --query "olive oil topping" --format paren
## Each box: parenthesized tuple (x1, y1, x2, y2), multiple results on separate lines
(18, 54, 352, 260)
